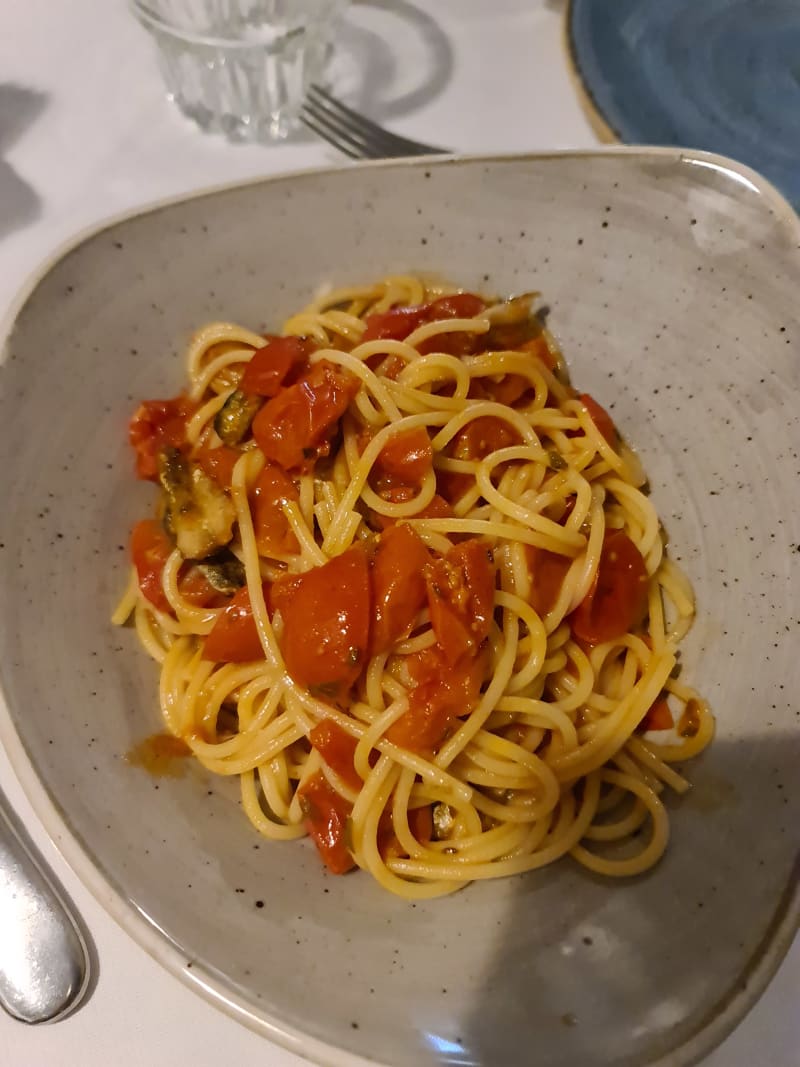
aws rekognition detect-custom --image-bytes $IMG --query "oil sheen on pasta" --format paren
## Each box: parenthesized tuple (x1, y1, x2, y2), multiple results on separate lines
(114, 275, 714, 899)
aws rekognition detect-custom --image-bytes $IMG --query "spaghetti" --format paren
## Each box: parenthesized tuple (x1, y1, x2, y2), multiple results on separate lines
(114, 275, 714, 899)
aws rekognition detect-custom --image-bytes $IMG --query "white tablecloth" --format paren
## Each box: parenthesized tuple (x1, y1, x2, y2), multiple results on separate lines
(1, 2, 797, 1064)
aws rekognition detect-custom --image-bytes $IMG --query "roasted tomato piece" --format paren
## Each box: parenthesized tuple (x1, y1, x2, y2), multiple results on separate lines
(469, 373, 531, 407)
(371, 523, 430, 655)
(364, 294, 485, 356)
(428, 293, 485, 320)
(387, 644, 488, 752)
(571, 530, 648, 644)
(297, 772, 355, 874)
(369, 485, 453, 531)
(202, 583, 271, 662)
(194, 444, 241, 488)
(272, 545, 371, 702)
(451, 416, 520, 461)
(239, 336, 314, 397)
(362, 305, 430, 342)
(129, 396, 195, 481)
(526, 546, 572, 617)
(130, 519, 173, 613)
(638, 695, 674, 733)
(252, 361, 360, 470)
(179, 565, 233, 609)
(425, 539, 495, 664)
(578, 393, 617, 445)
(436, 468, 473, 506)
(379, 804, 434, 860)
(373, 426, 433, 487)
(309, 719, 362, 791)
(416, 293, 486, 357)
(251, 463, 299, 557)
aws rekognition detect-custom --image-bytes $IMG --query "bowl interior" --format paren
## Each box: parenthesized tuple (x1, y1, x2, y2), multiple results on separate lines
(0, 152, 798, 1067)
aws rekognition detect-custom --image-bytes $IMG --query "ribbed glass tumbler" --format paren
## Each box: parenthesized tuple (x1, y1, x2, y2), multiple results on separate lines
(131, 0, 348, 142)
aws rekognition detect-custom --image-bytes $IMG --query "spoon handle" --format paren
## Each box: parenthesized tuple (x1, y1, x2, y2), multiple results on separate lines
(0, 789, 89, 1023)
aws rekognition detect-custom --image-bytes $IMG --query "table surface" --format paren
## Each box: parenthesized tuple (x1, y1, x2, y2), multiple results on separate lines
(1, 2, 797, 1065)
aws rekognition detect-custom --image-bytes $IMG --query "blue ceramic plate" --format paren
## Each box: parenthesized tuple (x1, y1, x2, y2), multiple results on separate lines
(568, 0, 800, 207)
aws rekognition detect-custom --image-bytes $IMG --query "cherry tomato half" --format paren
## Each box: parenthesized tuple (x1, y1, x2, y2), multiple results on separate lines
(252, 361, 359, 470)
(130, 519, 173, 613)
(308, 719, 362, 792)
(129, 396, 195, 481)
(371, 523, 430, 655)
(272, 545, 371, 702)
(239, 336, 314, 397)
(571, 530, 648, 644)
(297, 772, 354, 874)
(202, 584, 271, 662)
(425, 539, 495, 664)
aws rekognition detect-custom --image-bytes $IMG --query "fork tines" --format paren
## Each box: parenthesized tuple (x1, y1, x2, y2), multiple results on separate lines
(299, 84, 447, 160)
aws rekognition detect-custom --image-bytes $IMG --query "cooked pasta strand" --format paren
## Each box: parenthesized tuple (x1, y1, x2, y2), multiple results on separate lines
(115, 276, 713, 898)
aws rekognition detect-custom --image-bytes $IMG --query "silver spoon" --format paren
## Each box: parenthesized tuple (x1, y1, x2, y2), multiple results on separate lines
(0, 787, 90, 1022)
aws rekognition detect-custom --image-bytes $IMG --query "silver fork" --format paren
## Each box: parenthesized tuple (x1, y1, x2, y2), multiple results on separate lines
(300, 84, 449, 159)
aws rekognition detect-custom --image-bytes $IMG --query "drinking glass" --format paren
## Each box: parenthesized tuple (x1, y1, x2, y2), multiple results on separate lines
(131, 0, 349, 142)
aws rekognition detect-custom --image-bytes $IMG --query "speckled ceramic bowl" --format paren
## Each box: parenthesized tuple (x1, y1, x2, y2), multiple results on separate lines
(0, 150, 798, 1067)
